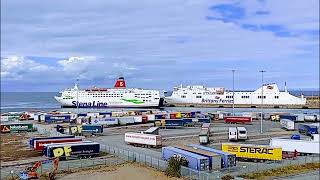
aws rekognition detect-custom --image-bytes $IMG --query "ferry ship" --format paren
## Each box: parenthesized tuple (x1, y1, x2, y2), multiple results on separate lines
(165, 83, 306, 106)
(55, 77, 164, 108)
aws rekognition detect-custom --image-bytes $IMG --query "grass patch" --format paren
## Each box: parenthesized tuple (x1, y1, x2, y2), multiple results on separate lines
(239, 162, 320, 179)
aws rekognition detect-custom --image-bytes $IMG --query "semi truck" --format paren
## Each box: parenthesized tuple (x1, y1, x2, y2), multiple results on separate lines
(228, 127, 247, 141)
(270, 134, 319, 154)
(33, 138, 83, 152)
(224, 116, 252, 124)
(29, 136, 75, 148)
(199, 129, 210, 144)
(188, 144, 236, 168)
(162, 146, 210, 171)
(125, 132, 162, 148)
(175, 145, 222, 170)
(44, 142, 100, 159)
(222, 143, 282, 161)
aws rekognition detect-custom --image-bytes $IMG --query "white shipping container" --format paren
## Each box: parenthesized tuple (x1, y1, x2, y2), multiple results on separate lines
(118, 117, 135, 125)
(69, 113, 78, 120)
(91, 118, 118, 125)
(280, 119, 295, 130)
(270, 137, 319, 154)
(304, 115, 317, 122)
(133, 116, 143, 123)
(147, 114, 155, 121)
(125, 132, 162, 146)
(0, 115, 9, 122)
(295, 114, 305, 122)
(112, 111, 125, 117)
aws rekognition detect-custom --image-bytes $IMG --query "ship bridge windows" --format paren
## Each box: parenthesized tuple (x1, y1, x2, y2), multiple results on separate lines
(241, 96, 250, 99)
(196, 96, 202, 98)
(226, 96, 233, 98)
(258, 96, 266, 99)
(181, 95, 186, 98)
(275, 96, 279, 99)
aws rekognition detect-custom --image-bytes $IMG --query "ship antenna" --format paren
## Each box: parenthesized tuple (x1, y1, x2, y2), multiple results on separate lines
(284, 81, 287, 92)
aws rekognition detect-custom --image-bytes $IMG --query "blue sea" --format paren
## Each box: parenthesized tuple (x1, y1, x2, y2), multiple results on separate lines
(1, 91, 319, 114)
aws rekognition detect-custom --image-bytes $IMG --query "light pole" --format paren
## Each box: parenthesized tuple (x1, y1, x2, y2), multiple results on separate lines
(76, 79, 79, 111)
(232, 70, 235, 116)
(259, 70, 266, 134)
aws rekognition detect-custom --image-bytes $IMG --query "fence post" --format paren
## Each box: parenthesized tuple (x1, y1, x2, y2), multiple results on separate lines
(145, 154, 147, 165)
(81, 159, 82, 168)
(151, 157, 152, 167)
(158, 159, 159, 170)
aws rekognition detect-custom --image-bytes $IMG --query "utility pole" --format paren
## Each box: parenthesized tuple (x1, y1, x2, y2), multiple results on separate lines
(76, 79, 79, 111)
(259, 70, 266, 134)
(232, 70, 235, 116)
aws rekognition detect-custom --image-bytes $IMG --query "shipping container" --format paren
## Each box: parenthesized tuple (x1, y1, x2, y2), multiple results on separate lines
(182, 118, 193, 126)
(201, 123, 212, 135)
(294, 114, 305, 122)
(188, 144, 236, 168)
(279, 115, 297, 121)
(91, 117, 118, 126)
(280, 119, 295, 130)
(270, 135, 319, 154)
(224, 116, 252, 124)
(99, 112, 112, 117)
(45, 115, 71, 123)
(118, 117, 135, 125)
(198, 118, 210, 124)
(164, 119, 184, 128)
(83, 125, 104, 134)
(29, 136, 75, 148)
(87, 112, 100, 118)
(221, 143, 282, 161)
(298, 124, 318, 136)
(34, 138, 82, 151)
(125, 132, 162, 147)
(304, 115, 317, 122)
(1, 123, 33, 133)
(112, 111, 125, 117)
(142, 116, 148, 123)
(162, 146, 210, 171)
(147, 114, 155, 121)
(175, 145, 221, 170)
(133, 116, 143, 123)
(44, 142, 100, 159)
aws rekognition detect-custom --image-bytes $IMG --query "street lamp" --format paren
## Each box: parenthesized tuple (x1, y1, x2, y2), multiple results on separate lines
(259, 70, 266, 134)
(232, 70, 235, 116)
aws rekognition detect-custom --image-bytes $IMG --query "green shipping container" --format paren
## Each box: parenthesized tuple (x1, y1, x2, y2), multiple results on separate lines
(4, 123, 33, 132)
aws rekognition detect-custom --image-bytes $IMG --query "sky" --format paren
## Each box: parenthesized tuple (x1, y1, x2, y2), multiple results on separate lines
(1, 0, 319, 92)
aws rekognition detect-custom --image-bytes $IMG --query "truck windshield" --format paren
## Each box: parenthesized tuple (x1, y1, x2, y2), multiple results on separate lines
(239, 131, 246, 134)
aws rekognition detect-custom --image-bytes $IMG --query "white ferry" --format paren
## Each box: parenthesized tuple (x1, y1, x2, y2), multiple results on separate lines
(165, 83, 306, 106)
(55, 77, 164, 108)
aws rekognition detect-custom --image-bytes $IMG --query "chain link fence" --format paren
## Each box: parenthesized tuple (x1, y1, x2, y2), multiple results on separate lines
(99, 144, 222, 180)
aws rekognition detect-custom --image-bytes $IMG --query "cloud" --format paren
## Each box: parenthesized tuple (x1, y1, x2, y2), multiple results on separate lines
(1, 0, 319, 91)
(1, 56, 50, 80)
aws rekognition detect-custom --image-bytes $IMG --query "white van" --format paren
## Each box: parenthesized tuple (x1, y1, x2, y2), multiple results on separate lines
(237, 127, 247, 140)
(228, 127, 247, 141)
(228, 127, 237, 141)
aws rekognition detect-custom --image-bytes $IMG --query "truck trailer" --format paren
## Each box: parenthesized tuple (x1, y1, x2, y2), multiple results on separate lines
(175, 145, 221, 170)
(44, 142, 100, 159)
(280, 119, 295, 130)
(298, 124, 318, 136)
(162, 146, 210, 171)
(29, 136, 75, 147)
(228, 127, 247, 141)
(222, 143, 282, 161)
(34, 138, 83, 152)
(125, 132, 162, 148)
(188, 144, 236, 168)
(224, 116, 252, 124)
(270, 134, 319, 154)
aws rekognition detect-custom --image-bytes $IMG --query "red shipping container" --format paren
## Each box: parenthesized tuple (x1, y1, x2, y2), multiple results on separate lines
(224, 116, 252, 124)
(34, 138, 82, 151)
(170, 113, 177, 119)
(142, 116, 148, 123)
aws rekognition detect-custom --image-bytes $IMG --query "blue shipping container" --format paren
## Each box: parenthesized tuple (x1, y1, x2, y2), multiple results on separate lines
(198, 118, 211, 123)
(29, 136, 74, 148)
(280, 115, 297, 121)
(188, 144, 237, 168)
(45, 115, 71, 123)
(83, 125, 103, 133)
(298, 124, 318, 136)
(155, 114, 165, 119)
(182, 118, 193, 126)
(165, 119, 184, 127)
(162, 146, 209, 171)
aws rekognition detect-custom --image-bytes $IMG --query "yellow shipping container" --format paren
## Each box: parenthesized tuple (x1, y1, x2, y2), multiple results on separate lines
(222, 143, 282, 161)
(176, 112, 182, 119)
